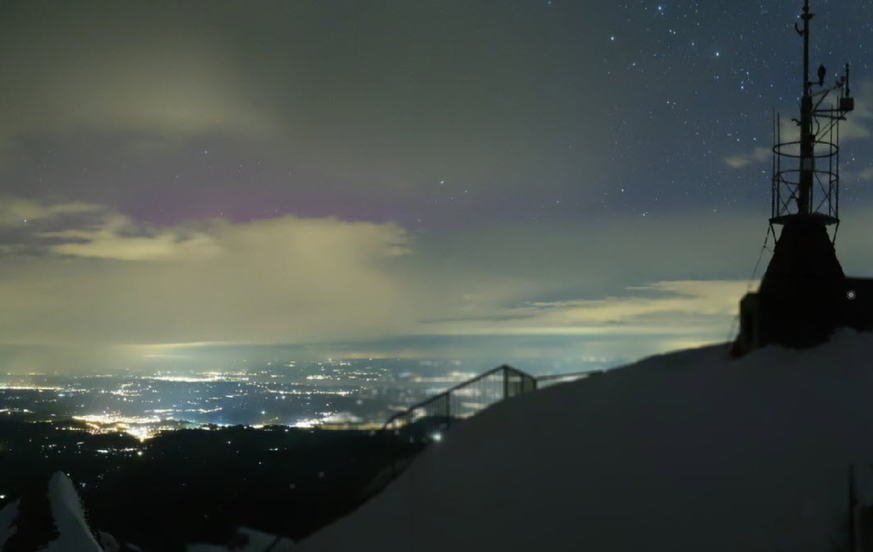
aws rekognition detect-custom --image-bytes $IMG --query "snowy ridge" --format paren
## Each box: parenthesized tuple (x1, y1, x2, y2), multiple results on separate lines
(297, 331, 873, 552)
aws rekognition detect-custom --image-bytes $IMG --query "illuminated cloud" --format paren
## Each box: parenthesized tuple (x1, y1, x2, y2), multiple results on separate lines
(2, 199, 873, 372)
(724, 147, 770, 169)
(38, 215, 223, 261)
(0, 210, 419, 351)
(0, 201, 769, 371)
(422, 280, 749, 337)
(7, 190, 873, 373)
(0, 197, 103, 226)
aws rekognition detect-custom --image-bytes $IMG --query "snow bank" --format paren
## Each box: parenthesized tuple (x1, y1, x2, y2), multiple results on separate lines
(298, 331, 873, 552)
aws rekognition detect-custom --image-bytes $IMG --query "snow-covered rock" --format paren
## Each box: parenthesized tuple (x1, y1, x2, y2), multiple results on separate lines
(0, 498, 19, 549)
(297, 331, 873, 552)
(0, 472, 104, 552)
(43, 472, 104, 552)
(96, 530, 120, 552)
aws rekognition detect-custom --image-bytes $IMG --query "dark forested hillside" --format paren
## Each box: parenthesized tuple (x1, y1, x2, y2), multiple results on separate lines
(0, 419, 425, 551)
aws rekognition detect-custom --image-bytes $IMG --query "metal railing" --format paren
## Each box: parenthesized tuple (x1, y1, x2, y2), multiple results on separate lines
(382, 366, 603, 444)
(383, 364, 536, 442)
(536, 370, 601, 389)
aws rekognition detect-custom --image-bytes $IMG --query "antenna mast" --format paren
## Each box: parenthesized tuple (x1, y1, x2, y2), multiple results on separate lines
(798, 0, 813, 215)
(771, 0, 853, 232)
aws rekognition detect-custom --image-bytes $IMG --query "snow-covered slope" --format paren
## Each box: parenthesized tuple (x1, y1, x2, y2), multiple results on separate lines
(0, 472, 103, 552)
(298, 331, 873, 552)
(187, 527, 295, 552)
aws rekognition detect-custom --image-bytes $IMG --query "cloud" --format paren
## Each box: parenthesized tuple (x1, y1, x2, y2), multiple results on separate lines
(0, 197, 103, 226)
(38, 215, 223, 261)
(724, 147, 771, 169)
(421, 280, 749, 337)
(0, 211, 424, 352)
(0, 7, 279, 145)
(4, 199, 873, 372)
(0, 205, 759, 350)
(724, 80, 873, 169)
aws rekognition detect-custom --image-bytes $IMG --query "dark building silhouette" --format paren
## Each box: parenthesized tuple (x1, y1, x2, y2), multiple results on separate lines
(733, 1, 873, 355)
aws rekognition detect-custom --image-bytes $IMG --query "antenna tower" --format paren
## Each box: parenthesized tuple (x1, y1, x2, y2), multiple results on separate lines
(733, 0, 871, 354)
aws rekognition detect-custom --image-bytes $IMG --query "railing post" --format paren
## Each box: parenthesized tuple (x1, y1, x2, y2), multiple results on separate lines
(850, 464, 859, 552)
(445, 393, 451, 429)
(503, 366, 509, 400)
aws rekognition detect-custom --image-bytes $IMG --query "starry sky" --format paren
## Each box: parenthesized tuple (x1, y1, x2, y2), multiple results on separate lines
(2, 0, 873, 373)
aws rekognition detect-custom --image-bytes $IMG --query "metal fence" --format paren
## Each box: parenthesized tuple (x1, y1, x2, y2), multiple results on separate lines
(383, 364, 537, 443)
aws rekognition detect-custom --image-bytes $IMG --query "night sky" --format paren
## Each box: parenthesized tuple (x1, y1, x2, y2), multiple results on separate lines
(2, 0, 873, 373)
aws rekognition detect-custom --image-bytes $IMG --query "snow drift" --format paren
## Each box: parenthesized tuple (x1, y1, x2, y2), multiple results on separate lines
(298, 331, 873, 552)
